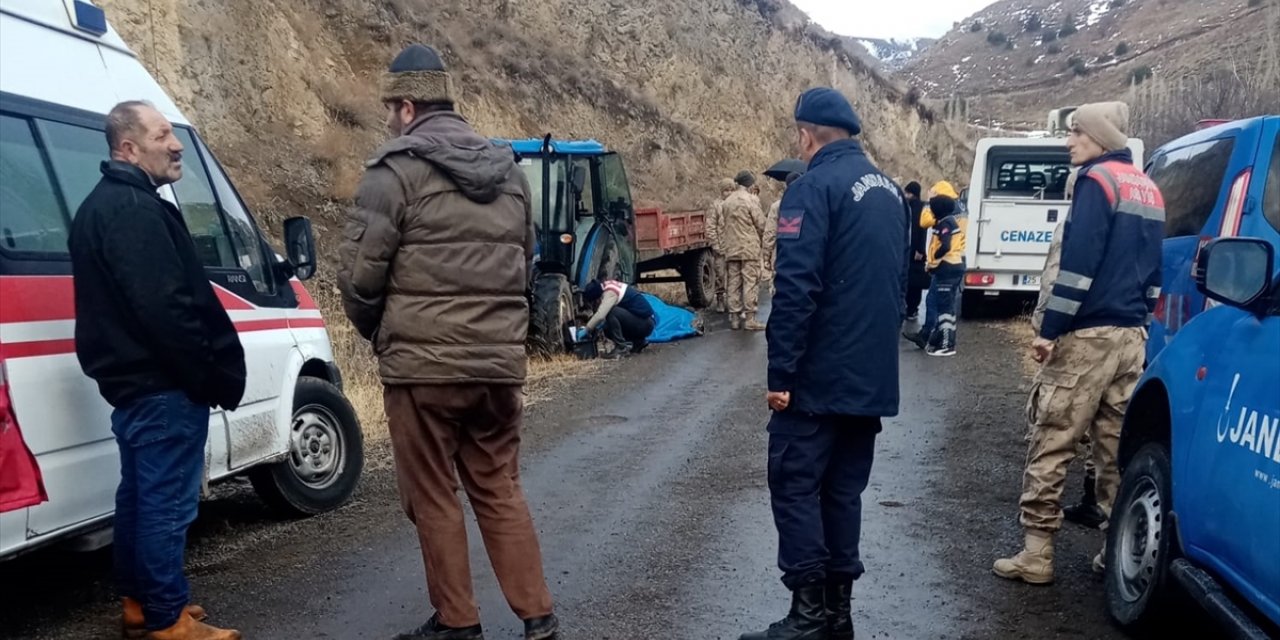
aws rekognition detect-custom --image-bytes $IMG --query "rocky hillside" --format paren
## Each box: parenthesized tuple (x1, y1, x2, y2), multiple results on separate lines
(903, 0, 1280, 130)
(98, 0, 971, 267)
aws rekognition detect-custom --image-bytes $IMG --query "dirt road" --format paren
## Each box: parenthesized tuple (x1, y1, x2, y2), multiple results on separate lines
(2, 317, 1175, 639)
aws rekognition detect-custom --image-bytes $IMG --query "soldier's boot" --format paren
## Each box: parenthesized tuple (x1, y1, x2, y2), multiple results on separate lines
(825, 578, 854, 640)
(144, 612, 240, 640)
(123, 598, 207, 639)
(739, 585, 827, 640)
(901, 330, 927, 350)
(992, 529, 1055, 585)
(730, 315, 743, 331)
(1064, 472, 1106, 529)
(744, 317, 767, 332)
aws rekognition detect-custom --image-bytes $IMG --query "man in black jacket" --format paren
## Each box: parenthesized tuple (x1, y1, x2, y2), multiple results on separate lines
(68, 101, 245, 640)
(903, 182, 928, 321)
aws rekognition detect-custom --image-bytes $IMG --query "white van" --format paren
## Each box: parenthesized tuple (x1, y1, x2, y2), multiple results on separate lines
(0, 0, 363, 559)
(961, 127, 1144, 312)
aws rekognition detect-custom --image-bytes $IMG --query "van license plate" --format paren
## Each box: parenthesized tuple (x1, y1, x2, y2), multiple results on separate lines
(1022, 275, 1041, 286)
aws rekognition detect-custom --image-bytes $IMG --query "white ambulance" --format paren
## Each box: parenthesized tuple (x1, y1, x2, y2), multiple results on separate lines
(961, 108, 1144, 313)
(0, 0, 363, 559)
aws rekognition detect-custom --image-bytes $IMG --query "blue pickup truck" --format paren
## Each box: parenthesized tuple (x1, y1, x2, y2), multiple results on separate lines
(1104, 116, 1280, 637)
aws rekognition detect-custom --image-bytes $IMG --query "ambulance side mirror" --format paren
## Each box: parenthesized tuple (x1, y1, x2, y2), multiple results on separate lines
(283, 216, 317, 281)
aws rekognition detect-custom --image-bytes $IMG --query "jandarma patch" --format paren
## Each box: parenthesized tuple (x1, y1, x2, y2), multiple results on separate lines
(778, 209, 804, 239)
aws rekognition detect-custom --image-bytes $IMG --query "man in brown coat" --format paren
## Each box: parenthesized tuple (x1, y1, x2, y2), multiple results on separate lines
(338, 44, 557, 640)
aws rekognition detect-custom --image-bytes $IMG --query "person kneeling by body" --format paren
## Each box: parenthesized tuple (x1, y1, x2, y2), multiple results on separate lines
(583, 280, 656, 358)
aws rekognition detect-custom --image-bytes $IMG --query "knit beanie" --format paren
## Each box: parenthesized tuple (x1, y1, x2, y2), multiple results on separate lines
(1071, 102, 1129, 152)
(904, 181, 922, 198)
(380, 44, 456, 104)
(735, 171, 756, 188)
(928, 195, 956, 217)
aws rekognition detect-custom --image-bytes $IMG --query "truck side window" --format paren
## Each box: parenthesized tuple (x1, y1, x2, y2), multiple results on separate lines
(1264, 136, 1279, 234)
(37, 120, 108, 217)
(170, 128, 237, 269)
(1147, 138, 1235, 238)
(0, 115, 68, 255)
(169, 128, 272, 295)
(197, 138, 273, 295)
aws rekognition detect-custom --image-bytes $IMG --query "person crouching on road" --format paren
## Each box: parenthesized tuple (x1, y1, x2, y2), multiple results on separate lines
(337, 44, 559, 640)
(69, 101, 247, 640)
(722, 171, 768, 331)
(904, 182, 966, 356)
(582, 279, 657, 358)
(994, 102, 1163, 585)
(744, 87, 908, 640)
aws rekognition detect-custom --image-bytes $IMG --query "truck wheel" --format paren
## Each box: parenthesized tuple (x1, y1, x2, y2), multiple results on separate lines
(683, 249, 715, 309)
(249, 377, 364, 516)
(1105, 442, 1177, 632)
(530, 274, 573, 355)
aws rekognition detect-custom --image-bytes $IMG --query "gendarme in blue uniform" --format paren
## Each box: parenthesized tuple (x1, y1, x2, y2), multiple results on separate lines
(757, 88, 909, 622)
(767, 145, 908, 416)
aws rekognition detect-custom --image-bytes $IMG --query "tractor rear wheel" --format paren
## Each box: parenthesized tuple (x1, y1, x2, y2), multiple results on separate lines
(682, 249, 715, 309)
(530, 274, 573, 355)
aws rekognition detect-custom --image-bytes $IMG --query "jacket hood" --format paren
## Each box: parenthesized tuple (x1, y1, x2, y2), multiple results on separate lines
(930, 181, 959, 199)
(368, 111, 516, 204)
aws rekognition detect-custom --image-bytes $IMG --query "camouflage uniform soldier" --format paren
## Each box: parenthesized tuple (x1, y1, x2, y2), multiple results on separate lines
(1032, 171, 1107, 530)
(995, 103, 1163, 585)
(721, 171, 767, 331)
(708, 178, 736, 313)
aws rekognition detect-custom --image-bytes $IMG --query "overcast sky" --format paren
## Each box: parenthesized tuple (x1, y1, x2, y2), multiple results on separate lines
(789, 0, 997, 40)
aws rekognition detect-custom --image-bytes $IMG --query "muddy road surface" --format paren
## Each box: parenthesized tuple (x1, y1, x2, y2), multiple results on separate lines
(0, 316, 1212, 639)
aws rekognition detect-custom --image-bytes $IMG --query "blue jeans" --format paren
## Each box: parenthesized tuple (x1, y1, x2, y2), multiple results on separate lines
(921, 263, 964, 350)
(111, 391, 209, 630)
(767, 412, 880, 589)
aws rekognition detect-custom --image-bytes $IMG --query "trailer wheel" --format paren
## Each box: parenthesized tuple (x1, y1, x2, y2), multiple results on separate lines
(682, 249, 715, 309)
(530, 274, 573, 355)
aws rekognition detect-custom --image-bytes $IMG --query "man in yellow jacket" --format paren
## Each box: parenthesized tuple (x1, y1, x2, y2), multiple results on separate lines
(904, 181, 967, 356)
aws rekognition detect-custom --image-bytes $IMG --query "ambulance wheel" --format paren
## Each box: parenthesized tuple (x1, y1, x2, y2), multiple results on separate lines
(683, 249, 715, 309)
(250, 377, 364, 516)
(1105, 442, 1178, 632)
(530, 274, 573, 355)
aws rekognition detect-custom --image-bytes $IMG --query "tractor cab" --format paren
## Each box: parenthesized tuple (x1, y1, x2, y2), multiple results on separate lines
(498, 137, 640, 352)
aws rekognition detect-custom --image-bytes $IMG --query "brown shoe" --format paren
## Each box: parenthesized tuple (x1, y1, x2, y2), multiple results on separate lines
(123, 598, 208, 639)
(144, 611, 240, 640)
(744, 319, 766, 331)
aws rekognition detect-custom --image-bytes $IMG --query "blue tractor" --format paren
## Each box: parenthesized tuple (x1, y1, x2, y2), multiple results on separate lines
(498, 137, 640, 354)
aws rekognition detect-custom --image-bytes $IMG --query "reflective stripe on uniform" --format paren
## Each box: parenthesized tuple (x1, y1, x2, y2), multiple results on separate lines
(1047, 295, 1081, 315)
(1057, 270, 1094, 292)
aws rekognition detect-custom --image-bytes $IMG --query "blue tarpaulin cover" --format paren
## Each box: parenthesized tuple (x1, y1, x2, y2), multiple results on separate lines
(642, 293, 702, 343)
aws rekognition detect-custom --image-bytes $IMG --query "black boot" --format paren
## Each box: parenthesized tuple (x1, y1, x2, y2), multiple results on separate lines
(739, 585, 828, 640)
(1064, 472, 1106, 529)
(825, 578, 854, 640)
(394, 614, 485, 640)
(523, 613, 559, 640)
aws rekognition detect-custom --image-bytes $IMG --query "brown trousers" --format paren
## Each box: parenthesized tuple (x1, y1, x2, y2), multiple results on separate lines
(384, 384, 554, 627)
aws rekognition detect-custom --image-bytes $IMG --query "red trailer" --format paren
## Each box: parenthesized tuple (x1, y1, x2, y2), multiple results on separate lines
(634, 207, 716, 308)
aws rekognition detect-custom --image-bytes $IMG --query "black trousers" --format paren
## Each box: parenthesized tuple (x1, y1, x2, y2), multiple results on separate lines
(604, 307, 656, 348)
(768, 412, 880, 589)
(906, 261, 928, 317)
